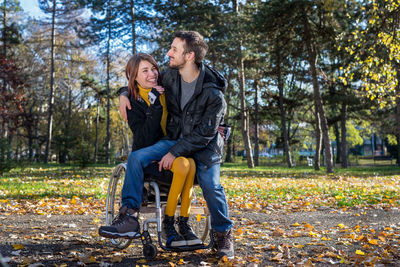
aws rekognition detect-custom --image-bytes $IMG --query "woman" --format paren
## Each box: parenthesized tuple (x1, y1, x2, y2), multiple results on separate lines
(124, 53, 201, 248)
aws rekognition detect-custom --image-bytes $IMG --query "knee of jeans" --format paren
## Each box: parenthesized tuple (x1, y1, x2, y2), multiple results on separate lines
(128, 151, 141, 165)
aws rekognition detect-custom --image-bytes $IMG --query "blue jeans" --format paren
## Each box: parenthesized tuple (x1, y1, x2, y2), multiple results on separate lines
(121, 139, 233, 232)
(122, 139, 177, 209)
(195, 161, 233, 232)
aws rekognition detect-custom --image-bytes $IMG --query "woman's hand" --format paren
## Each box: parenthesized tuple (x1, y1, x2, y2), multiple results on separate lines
(153, 85, 165, 95)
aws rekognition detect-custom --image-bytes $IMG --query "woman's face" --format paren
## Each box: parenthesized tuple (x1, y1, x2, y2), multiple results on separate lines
(135, 60, 158, 89)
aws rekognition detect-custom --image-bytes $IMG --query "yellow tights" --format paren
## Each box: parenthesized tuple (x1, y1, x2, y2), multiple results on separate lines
(164, 157, 196, 217)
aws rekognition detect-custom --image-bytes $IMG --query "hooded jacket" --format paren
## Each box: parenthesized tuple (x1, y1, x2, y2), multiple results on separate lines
(120, 87, 164, 152)
(162, 63, 227, 168)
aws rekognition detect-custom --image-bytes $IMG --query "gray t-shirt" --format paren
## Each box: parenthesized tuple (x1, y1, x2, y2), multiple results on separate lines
(180, 76, 198, 110)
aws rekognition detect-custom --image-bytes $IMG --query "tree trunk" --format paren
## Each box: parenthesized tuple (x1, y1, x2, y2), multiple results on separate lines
(94, 104, 99, 163)
(2, 0, 6, 57)
(225, 135, 233, 162)
(225, 106, 233, 163)
(238, 44, 254, 168)
(334, 122, 341, 164)
(276, 44, 292, 168)
(1, 1, 7, 132)
(314, 112, 321, 170)
(28, 126, 33, 161)
(254, 80, 259, 166)
(302, 8, 333, 173)
(396, 83, 400, 166)
(44, 0, 56, 163)
(130, 0, 136, 54)
(105, 3, 111, 164)
(60, 86, 72, 163)
(35, 103, 41, 162)
(340, 103, 348, 168)
(233, 0, 253, 167)
(225, 77, 233, 163)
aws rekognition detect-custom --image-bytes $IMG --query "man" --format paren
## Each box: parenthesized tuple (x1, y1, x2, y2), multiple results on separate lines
(99, 31, 234, 259)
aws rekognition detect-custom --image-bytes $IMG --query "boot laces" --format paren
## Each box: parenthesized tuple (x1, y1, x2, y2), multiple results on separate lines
(111, 211, 127, 227)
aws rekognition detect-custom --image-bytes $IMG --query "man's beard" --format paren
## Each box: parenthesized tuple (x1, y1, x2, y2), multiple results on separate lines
(169, 57, 186, 69)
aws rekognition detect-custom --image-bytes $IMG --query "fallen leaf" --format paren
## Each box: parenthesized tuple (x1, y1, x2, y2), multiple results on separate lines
(355, 250, 365, 256)
(12, 244, 24, 250)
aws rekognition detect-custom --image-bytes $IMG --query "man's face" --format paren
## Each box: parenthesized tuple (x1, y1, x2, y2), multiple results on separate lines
(167, 38, 188, 69)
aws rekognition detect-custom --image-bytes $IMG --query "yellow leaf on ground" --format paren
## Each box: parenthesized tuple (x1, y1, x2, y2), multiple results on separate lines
(378, 236, 385, 242)
(355, 250, 365, 255)
(338, 223, 345, 228)
(356, 235, 364, 241)
(368, 239, 379, 245)
(137, 259, 147, 264)
(292, 222, 300, 227)
(12, 244, 24, 250)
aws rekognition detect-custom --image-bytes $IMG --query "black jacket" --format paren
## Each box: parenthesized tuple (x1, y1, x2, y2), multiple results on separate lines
(162, 63, 227, 168)
(123, 87, 164, 151)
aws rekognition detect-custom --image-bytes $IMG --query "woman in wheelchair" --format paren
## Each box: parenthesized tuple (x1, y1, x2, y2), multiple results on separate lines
(99, 53, 201, 248)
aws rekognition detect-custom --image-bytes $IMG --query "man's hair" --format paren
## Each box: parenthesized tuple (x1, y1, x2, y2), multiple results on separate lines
(174, 31, 208, 64)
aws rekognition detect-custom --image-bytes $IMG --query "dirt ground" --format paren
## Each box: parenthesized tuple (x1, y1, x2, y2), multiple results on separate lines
(1, 207, 400, 266)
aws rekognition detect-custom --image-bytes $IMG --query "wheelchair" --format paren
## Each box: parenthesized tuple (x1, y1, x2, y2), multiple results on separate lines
(105, 162, 214, 260)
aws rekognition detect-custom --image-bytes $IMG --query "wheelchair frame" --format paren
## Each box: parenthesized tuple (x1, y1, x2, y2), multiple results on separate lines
(105, 163, 214, 260)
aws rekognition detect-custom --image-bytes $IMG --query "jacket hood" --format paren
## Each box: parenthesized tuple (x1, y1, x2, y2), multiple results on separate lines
(202, 63, 227, 93)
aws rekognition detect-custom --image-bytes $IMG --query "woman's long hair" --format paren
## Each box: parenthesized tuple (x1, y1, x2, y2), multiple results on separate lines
(125, 53, 162, 100)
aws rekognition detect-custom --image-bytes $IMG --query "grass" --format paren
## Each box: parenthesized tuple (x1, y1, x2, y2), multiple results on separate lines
(221, 161, 400, 176)
(1, 163, 399, 209)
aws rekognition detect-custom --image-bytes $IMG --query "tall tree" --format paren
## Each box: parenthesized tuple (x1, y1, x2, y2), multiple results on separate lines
(0, 0, 22, 141)
(39, 0, 56, 163)
(39, 0, 84, 162)
(341, 0, 400, 165)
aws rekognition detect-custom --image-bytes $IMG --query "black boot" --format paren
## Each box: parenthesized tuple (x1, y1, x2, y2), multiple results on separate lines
(162, 215, 186, 247)
(177, 216, 202, 246)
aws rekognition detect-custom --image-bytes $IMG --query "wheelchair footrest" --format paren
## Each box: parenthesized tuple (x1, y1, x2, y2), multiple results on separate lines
(160, 244, 209, 252)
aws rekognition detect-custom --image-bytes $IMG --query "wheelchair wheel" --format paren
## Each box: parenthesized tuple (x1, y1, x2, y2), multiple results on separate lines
(143, 243, 157, 260)
(105, 163, 132, 249)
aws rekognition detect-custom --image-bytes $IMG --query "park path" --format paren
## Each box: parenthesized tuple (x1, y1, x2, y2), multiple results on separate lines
(1, 208, 400, 266)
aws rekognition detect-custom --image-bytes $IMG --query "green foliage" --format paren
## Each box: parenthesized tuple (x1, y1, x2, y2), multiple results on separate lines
(0, 138, 13, 175)
(73, 139, 92, 168)
(339, 0, 400, 107)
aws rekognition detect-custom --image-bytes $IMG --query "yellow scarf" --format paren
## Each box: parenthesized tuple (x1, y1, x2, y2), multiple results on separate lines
(138, 84, 168, 136)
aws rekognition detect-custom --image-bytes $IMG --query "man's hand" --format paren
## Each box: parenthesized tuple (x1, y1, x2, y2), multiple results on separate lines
(218, 126, 225, 139)
(119, 95, 131, 122)
(158, 152, 176, 171)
